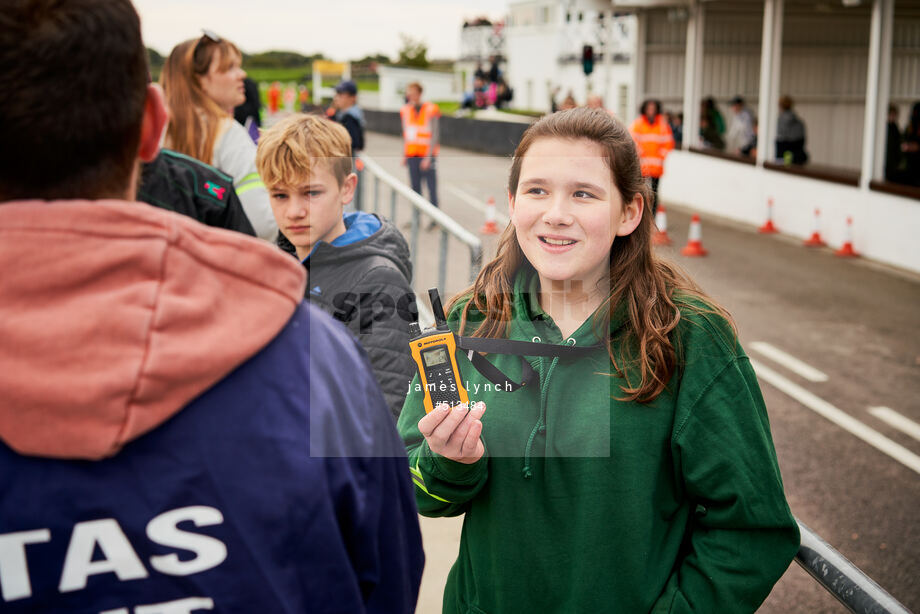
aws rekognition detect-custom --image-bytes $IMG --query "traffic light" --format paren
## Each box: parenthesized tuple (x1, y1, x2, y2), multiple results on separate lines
(582, 45, 594, 76)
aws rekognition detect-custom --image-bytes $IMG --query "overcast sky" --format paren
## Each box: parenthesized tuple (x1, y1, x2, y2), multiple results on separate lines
(134, 0, 510, 60)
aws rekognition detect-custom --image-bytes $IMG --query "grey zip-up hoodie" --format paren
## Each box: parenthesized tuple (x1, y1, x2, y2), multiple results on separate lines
(298, 212, 415, 418)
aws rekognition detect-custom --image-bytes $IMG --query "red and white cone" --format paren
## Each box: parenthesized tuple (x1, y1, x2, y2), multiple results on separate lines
(480, 197, 499, 235)
(803, 208, 826, 247)
(758, 197, 778, 234)
(680, 214, 708, 257)
(652, 205, 673, 245)
(834, 217, 858, 258)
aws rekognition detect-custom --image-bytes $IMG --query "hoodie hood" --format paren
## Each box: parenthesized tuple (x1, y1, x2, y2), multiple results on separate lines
(0, 200, 306, 460)
(310, 212, 412, 280)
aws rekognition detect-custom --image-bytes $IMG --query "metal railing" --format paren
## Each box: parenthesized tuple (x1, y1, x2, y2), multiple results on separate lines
(357, 153, 483, 303)
(794, 519, 912, 614)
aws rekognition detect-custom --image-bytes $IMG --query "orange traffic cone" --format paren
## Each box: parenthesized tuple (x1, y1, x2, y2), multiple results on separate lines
(681, 214, 708, 257)
(480, 197, 500, 235)
(803, 208, 826, 247)
(652, 205, 673, 245)
(759, 197, 778, 234)
(834, 217, 858, 258)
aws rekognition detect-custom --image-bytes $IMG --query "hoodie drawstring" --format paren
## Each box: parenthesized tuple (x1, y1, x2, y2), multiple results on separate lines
(522, 356, 558, 479)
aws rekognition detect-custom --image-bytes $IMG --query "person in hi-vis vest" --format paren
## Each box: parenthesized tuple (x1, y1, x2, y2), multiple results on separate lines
(400, 82, 440, 228)
(629, 99, 674, 215)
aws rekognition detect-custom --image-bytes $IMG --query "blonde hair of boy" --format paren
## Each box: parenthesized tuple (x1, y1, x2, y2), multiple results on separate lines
(256, 114, 353, 188)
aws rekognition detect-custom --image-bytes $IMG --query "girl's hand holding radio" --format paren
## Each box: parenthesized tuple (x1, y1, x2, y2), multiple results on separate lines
(418, 402, 486, 464)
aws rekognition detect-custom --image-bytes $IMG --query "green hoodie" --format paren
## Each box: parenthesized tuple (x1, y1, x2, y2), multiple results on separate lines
(397, 270, 799, 614)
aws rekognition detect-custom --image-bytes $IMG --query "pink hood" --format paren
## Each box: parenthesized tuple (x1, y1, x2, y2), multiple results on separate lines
(0, 200, 306, 460)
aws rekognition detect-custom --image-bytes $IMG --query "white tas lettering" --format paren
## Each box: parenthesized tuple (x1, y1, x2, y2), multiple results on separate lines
(100, 596, 215, 614)
(59, 519, 149, 592)
(0, 529, 51, 601)
(146, 507, 226, 576)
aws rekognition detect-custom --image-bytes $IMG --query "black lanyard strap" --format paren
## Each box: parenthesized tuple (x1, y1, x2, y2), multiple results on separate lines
(457, 336, 604, 392)
(465, 351, 537, 392)
(456, 336, 603, 358)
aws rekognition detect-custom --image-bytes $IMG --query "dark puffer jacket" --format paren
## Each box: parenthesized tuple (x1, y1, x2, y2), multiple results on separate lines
(290, 212, 416, 418)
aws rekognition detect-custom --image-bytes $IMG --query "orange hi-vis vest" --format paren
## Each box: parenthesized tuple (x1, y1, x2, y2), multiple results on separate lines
(400, 102, 440, 157)
(629, 115, 675, 178)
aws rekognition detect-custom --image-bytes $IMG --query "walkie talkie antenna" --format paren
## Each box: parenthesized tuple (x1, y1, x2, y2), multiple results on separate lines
(428, 288, 448, 330)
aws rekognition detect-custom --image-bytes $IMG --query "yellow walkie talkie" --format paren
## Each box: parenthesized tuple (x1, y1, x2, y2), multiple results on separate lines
(409, 289, 469, 413)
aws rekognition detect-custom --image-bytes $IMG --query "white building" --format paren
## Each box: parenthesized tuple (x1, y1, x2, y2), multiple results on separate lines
(615, 0, 920, 274)
(505, 0, 638, 117)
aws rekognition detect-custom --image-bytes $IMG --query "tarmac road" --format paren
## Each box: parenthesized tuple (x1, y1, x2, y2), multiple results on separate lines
(360, 132, 920, 614)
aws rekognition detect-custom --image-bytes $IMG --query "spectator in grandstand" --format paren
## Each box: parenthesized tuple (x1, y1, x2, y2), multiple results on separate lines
(669, 111, 684, 148)
(0, 1, 425, 612)
(701, 96, 725, 137)
(774, 95, 808, 165)
(885, 104, 903, 183)
(160, 32, 277, 240)
(901, 101, 920, 186)
(699, 111, 725, 150)
(726, 95, 756, 157)
(397, 107, 799, 614)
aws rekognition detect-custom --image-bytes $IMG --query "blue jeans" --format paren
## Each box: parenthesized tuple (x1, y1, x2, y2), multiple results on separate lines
(407, 157, 439, 207)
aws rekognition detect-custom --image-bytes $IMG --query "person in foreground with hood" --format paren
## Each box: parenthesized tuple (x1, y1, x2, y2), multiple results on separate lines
(257, 114, 416, 418)
(0, 1, 424, 612)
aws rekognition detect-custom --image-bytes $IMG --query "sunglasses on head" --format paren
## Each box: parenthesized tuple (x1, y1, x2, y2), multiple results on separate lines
(193, 29, 223, 66)
(194, 29, 221, 52)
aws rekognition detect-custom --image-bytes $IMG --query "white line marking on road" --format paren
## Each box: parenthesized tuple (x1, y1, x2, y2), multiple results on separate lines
(446, 184, 510, 226)
(750, 358, 920, 476)
(869, 407, 920, 443)
(750, 342, 829, 382)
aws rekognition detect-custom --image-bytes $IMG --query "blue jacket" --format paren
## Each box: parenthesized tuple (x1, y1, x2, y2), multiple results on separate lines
(0, 200, 424, 613)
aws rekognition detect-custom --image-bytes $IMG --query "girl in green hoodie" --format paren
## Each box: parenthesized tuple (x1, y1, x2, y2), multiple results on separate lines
(397, 107, 799, 613)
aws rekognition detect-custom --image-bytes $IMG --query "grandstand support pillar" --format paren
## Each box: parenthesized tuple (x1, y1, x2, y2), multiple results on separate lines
(756, 0, 783, 167)
(862, 0, 895, 189)
(681, 0, 705, 150)
(631, 11, 647, 126)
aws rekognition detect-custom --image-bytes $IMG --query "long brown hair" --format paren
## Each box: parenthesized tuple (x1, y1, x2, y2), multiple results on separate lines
(450, 107, 733, 402)
(160, 36, 241, 163)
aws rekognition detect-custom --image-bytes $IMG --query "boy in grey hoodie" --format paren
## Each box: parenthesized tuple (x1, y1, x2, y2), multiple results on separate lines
(257, 114, 415, 417)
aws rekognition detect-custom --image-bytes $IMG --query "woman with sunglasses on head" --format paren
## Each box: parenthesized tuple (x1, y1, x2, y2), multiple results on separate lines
(161, 32, 277, 240)
(397, 107, 799, 613)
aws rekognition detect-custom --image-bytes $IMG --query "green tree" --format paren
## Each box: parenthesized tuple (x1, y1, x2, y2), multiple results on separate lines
(355, 53, 390, 65)
(147, 47, 164, 80)
(396, 34, 429, 68)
